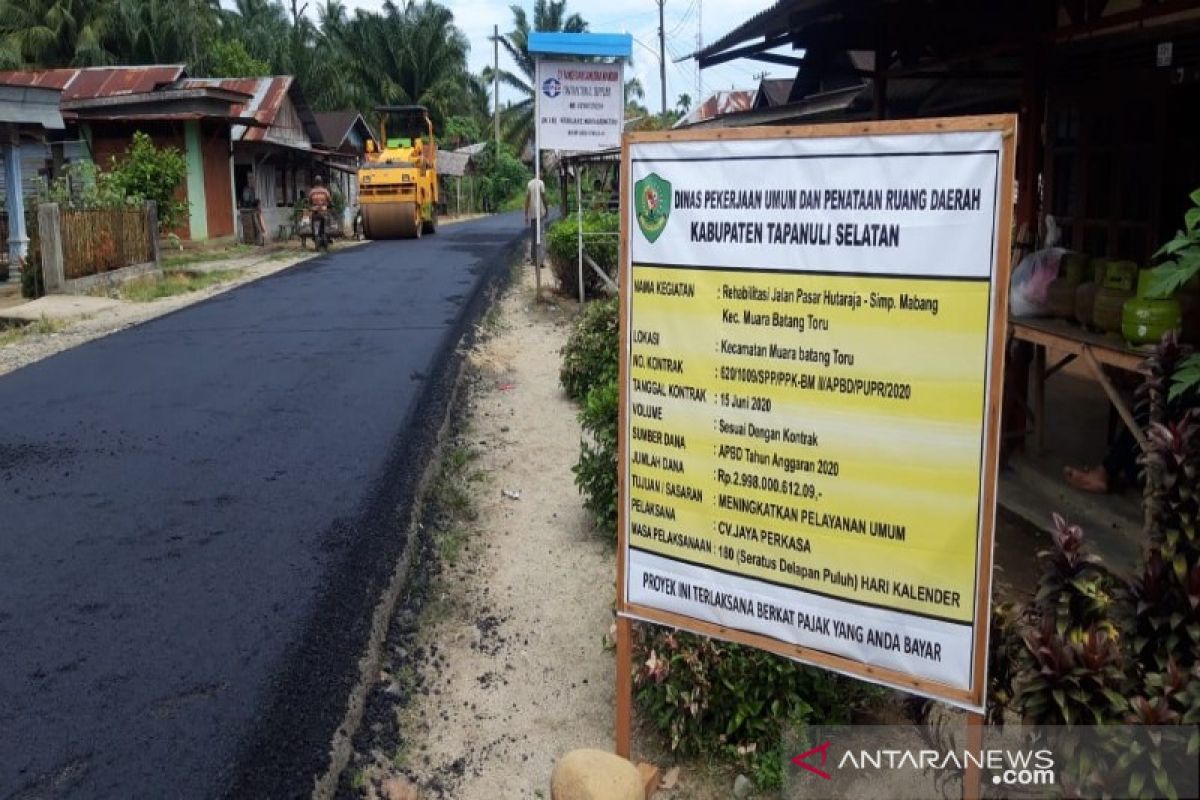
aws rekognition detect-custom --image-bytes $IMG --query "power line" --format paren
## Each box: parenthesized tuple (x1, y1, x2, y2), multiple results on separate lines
(666, 0, 696, 37)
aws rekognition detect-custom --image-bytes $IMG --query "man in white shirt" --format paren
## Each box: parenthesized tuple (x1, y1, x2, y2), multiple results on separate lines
(524, 176, 547, 264)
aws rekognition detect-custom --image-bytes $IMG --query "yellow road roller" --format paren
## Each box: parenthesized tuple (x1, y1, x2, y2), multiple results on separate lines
(359, 106, 439, 239)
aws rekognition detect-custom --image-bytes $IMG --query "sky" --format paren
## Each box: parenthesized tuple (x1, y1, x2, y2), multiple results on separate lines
(319, 0, 784, 112)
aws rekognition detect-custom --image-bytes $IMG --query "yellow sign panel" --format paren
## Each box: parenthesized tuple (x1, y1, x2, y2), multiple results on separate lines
(618, 117, 1016, 711)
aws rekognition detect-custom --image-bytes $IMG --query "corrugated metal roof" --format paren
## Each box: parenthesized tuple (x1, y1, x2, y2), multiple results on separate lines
(694, 0, 827, 61)
(0, 84, 64, 128)
(312, 111, 374, 149)
(0, 65, 186, 103)
(181, 76, 321, 145)
(673, 90, 756, 127)
(756, 77, 794, 107)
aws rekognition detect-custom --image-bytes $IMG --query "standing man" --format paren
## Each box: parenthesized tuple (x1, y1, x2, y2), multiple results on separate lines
(524, 173, 547, 264)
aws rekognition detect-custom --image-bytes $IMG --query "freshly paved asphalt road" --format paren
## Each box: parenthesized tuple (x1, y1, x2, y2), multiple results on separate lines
(0, 213, 527, 799)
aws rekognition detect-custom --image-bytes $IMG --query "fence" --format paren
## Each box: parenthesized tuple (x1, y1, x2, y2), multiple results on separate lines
(38, 202, 160, 293)
(60, 205, 155, 278)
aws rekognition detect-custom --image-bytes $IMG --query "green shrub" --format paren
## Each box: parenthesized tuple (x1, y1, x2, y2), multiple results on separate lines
(471, 142, 530, 211)
(633, 623, 877, 787)
(546, 211, 618, 298)
(107, 131, 189, 233)
(20, 194, 44, 299)
(987, 333, 1200, 795)
(20, 259, 44, 299)
(573, 377, 618, 535)
(559, 297, 618, 402)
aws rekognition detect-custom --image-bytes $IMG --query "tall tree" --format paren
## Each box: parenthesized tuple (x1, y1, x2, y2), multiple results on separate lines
(335, 0, 470, 129)
(220, 0, 292, 76)
(484, 0, 588, 151)
(0, 0, 114, 68)
(0, 0, 485, 144)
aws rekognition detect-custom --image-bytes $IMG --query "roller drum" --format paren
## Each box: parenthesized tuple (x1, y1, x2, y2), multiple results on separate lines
(362, 202, 421, 239)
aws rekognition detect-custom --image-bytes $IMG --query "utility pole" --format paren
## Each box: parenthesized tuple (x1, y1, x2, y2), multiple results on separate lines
(696, 0, 703, 101)
(657, 0, 667, 124)
(493, 24, 500, 152)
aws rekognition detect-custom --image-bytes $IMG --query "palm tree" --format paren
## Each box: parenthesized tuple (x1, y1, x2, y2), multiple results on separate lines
(303, 0, 361, 110)
(676, 92, 691, 114)
(335, 0, 470, 130)
(484, 0, 588, 151)
(626, 77, 645, 103)
(220, 0, 292, 75)
(0, 0, 115, 68)
(107, 0, 223, 71)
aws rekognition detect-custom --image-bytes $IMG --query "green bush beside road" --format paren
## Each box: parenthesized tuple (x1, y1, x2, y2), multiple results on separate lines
(559, 293, 877, 789)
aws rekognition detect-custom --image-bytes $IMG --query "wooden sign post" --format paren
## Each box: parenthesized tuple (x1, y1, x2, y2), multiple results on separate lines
(612, 116, 1016, 782)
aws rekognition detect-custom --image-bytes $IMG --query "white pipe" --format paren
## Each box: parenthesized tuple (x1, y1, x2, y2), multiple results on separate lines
(577, 168, 584, 305)
(534, 56, 542, 297)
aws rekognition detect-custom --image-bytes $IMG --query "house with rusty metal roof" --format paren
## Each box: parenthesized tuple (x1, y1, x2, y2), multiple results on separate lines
(1, 81, 64, 279)
(0, 65, 254, 242)
(181, 76, 336, 239)
(312, 111, 376, 226)
(671, 89, 756, 128)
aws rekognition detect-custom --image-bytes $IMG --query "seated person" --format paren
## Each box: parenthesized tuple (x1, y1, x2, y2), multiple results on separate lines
(1066, 378, 1196, 493)
(1064, 427, 1137, 493)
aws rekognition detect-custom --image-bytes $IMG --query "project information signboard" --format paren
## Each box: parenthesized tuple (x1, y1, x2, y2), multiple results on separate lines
(536, 59, 624, 151)
(617, 117, 1015, 710)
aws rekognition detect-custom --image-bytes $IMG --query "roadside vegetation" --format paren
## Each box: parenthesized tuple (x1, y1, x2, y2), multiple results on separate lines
(0, 316, 64, 347)
(162, 244, 258, 271)
(119, 269, 245, 302)
(558, 287, 884, 790)
(556, 191, 1200, 795)
(546, 211, 619, 299)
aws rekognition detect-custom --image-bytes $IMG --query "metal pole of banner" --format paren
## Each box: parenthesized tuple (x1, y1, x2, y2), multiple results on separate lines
(615, 616, 633, 758)
(534, 57, 542, 299)
(963, 711, 985, 800)
(577, 167, 585, 305)
(493, 24, 500, 152)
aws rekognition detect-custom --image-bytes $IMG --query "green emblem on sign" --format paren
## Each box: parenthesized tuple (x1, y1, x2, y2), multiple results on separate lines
(635, 173, 672, 243)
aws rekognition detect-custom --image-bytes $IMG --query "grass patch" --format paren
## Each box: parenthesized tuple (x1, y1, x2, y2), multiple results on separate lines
(479, 300, 507, 337)
(427, 440, 487, 566)
(0, 316, 66, 347)
(161, 244, 257, 270)
(120, 269, 244, 302)
(499, 191, 527, 213)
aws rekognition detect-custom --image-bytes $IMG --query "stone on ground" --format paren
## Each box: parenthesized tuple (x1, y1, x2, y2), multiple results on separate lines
(381, 774, 422, 800)
(551, 749, 645, 800)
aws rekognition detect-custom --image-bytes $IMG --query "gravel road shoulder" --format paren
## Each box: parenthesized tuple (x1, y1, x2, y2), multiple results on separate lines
(0, 246, 336, 377)
(343, 266, 617, 799)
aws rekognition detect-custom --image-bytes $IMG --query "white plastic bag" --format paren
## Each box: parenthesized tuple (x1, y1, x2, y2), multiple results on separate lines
(1009, 247, 1065, 317)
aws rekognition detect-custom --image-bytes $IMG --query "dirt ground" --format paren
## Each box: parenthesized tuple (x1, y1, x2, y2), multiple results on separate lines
(343, 262, 1052, 800)
(354, 264, 618, 799)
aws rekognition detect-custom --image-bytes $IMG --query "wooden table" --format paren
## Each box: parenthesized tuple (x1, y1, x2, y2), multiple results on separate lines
(1008, 317, 1151, 454)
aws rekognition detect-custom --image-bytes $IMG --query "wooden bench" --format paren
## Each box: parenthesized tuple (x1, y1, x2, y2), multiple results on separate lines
(1008, 317, 1150, 454)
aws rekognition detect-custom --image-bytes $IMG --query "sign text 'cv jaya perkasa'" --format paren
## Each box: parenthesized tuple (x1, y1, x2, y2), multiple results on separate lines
(617, 117, 1016, 711)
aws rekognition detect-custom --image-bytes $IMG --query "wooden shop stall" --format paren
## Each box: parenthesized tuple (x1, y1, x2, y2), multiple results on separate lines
(689, 0, 1200, 560)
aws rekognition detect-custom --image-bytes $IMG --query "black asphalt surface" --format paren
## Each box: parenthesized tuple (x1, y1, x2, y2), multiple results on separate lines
(0, 213, 527, 799)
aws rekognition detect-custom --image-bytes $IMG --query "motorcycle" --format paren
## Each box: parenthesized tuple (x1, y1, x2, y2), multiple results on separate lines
(300, 209, 331, 252)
